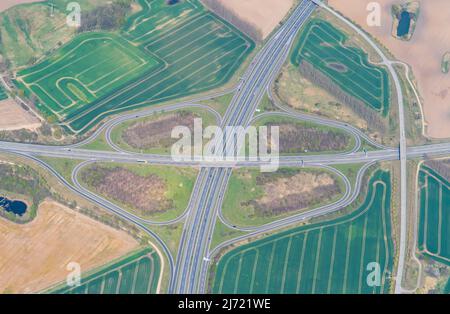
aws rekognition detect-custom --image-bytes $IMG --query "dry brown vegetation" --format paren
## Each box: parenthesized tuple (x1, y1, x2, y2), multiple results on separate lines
(266, 121, 350, 153)
(81, 166, 173, 216)
(123, 111, 197, 150)
(425, 158, 450, 182)
(202, 0, 293, 41)
(0, 0, 41, 13)
(0, 200, 138, 293)
(329, 0, 450, 139)
(273, 63, 369, 131)
(246, 170, 340, 216)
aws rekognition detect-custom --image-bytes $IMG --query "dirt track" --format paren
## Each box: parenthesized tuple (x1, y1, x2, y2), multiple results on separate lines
(0, 201, 138, 293)
(329, 0, 450, 139)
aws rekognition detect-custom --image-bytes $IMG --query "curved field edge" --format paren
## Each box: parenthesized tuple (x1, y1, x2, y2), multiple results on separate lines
(290, 18, 390, 116)
(77, 162, 198, 222)
(109, 107, 220, 155)
(417, 166, 450, 266)
(46, 246, 162, 294)
(211, 169, 395, 294)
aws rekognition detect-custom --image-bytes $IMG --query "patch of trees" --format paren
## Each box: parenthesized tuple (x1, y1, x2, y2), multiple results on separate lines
(298, 61, 387, 133)
(202, 0, 263, 41)
(77, 0, 132, 33)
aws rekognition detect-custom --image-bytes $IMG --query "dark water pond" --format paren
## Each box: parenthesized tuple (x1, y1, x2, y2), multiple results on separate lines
(0, 197, 27, 216)
(397, 11, 412, 37)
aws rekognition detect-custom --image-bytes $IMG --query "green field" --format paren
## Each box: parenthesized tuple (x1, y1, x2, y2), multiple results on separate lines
(79, 162, 198, 222)
(0, 84, 7, 100)
(51, 247, 161, 294)
(418, 166, 450, 266)
(16, 0, 254, 133)
(213, 170, 394, 294)
(291, 19, 390, 115)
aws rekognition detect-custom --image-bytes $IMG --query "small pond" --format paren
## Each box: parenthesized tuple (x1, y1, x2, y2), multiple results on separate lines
(0, 196, 27, 216)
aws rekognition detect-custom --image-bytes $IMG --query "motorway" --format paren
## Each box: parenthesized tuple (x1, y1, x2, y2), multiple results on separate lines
(0, 0, 449, 294)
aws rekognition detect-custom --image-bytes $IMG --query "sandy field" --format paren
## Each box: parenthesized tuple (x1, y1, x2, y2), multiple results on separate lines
(0, 99, 41, 131)
(328, 0, 450, 138)
(0, 0, 43, 13)
(213, 0, 294, 39)
(0, 201, 139, 293)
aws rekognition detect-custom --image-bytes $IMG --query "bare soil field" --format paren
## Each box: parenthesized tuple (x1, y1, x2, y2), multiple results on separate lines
(0, 0, 42, 13)
(266, 121, 350, 153)
(329, 0, 450, 138)
(0, 200, 138, 293)
(203, 0, 293, 40)
(0, 99, 41, 131)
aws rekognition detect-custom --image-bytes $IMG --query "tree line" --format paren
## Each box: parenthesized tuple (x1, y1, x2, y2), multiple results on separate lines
(202, 0, 263, 41)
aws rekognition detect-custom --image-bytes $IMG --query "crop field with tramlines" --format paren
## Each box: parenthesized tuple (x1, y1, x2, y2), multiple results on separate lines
(0, 84, 7, 100)
(15, 0, 254, 134)
(291, 19, 390, 115)
(418, 166, 450, 266)
(51, 247, 161, 294)
(212, 170, 394, 294)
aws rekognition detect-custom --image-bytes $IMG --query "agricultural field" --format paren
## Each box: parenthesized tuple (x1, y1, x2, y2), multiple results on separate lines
(78, 163, 198, 221)
(51, 247, 161, 294)
(253, 115, 354, 155)
(222, 167, 344, 227)
(213, 170, 394, 293)
(417, 166, 450, 266)
(15, 0, 254, 134)
(0, 84, 7, 100)
(291, 19, 390, 115)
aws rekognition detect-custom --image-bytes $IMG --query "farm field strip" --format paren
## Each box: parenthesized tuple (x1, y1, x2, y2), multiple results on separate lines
(15, 0, 254, 134)
(292, 19, 390, 115)
(213, 170, 394, 294)
(17, 33, 159, 118)
(418, 166, 450, 266)
(51, 248, 161, 294)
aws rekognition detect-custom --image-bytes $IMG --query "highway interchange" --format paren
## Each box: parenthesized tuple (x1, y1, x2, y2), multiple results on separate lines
(1, 0, 449, 294)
